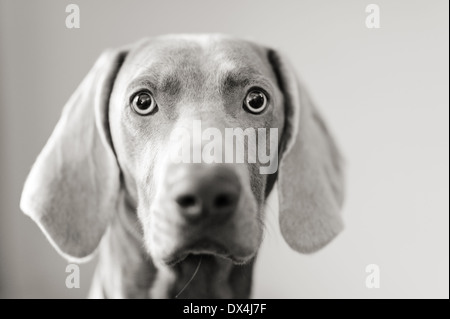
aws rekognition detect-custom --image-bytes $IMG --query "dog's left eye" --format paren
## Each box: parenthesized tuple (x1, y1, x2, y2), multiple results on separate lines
(243, 90, 268, 114)
(131, 92, 157, 116)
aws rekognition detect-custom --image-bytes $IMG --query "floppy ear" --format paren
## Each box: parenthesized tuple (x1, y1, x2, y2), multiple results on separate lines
(268, 49, 345, 254)
(20, 48, 128, 262)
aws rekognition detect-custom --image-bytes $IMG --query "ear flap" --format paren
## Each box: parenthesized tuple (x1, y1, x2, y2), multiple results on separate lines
(20, 48, 128, 262)
(268, 49, 345, 254)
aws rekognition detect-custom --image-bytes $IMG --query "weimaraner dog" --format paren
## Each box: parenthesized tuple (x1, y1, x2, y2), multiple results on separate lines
(20, 34, 345, 298)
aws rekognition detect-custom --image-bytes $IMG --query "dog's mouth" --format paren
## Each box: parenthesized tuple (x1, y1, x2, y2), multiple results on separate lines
(162, 239, 253, 266)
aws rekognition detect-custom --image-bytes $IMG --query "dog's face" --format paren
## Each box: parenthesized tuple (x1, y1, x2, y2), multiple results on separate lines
(109, 36, 284, 265)
(21, 34, 344, 266)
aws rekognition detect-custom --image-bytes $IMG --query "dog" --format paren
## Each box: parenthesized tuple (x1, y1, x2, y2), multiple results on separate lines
(20, 34, 345, 298)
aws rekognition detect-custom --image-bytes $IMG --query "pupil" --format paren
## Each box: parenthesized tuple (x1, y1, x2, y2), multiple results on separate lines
(249, 93, 264, 108)
(137, 94, 151, 109)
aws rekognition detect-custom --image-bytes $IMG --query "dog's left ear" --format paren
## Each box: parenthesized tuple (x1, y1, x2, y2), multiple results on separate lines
(20, 48, 128, 262)
(268, 49, 345, 254)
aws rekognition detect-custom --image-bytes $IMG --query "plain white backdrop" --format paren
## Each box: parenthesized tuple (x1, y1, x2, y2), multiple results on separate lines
(0, 0, 448, 298)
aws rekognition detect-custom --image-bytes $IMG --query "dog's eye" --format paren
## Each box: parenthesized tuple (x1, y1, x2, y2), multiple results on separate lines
(243, 90, 268, 114)
(131, 92, 157, 115)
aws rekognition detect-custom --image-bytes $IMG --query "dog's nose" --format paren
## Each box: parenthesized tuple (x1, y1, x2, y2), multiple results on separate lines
(169, 165, 241, 222)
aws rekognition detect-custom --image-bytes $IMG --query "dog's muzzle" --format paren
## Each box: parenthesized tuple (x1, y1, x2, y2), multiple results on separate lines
(148, 163, 257, 266)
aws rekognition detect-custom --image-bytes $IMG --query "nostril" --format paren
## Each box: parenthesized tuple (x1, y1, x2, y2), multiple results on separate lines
(176, 194, 198, 208)
(214, 193, 236, 209)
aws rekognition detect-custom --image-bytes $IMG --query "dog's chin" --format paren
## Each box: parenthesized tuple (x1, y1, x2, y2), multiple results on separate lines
(161, 240, 255, 267)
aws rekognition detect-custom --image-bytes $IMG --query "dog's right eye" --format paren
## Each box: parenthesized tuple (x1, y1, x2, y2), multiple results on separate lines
(131, 92, 157, 116)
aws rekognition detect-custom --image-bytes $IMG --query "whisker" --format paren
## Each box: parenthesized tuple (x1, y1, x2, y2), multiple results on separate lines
(175, 256, 202, 298)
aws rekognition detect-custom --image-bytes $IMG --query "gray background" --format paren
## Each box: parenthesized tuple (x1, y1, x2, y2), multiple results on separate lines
(0, 0, 448, 298)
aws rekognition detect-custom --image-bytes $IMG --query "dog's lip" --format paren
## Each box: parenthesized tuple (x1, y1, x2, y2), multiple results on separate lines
(163, 254, 189, 266)
(162, 240, 253, 266)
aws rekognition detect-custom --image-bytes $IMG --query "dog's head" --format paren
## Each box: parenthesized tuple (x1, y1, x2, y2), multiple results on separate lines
(20, 35, 345, 265)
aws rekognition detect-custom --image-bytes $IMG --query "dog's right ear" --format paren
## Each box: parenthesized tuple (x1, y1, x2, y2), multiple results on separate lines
(20, 48, 128, 262)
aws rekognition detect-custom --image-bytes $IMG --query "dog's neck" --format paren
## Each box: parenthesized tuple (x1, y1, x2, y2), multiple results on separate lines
(89, 202, 254, 299)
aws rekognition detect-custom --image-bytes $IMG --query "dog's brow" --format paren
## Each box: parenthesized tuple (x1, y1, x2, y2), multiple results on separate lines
(220, 70, 252, 91)
(128, 74, 181, 95)
(219, 69, 273, 93)
(158, 74, 181, 95)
